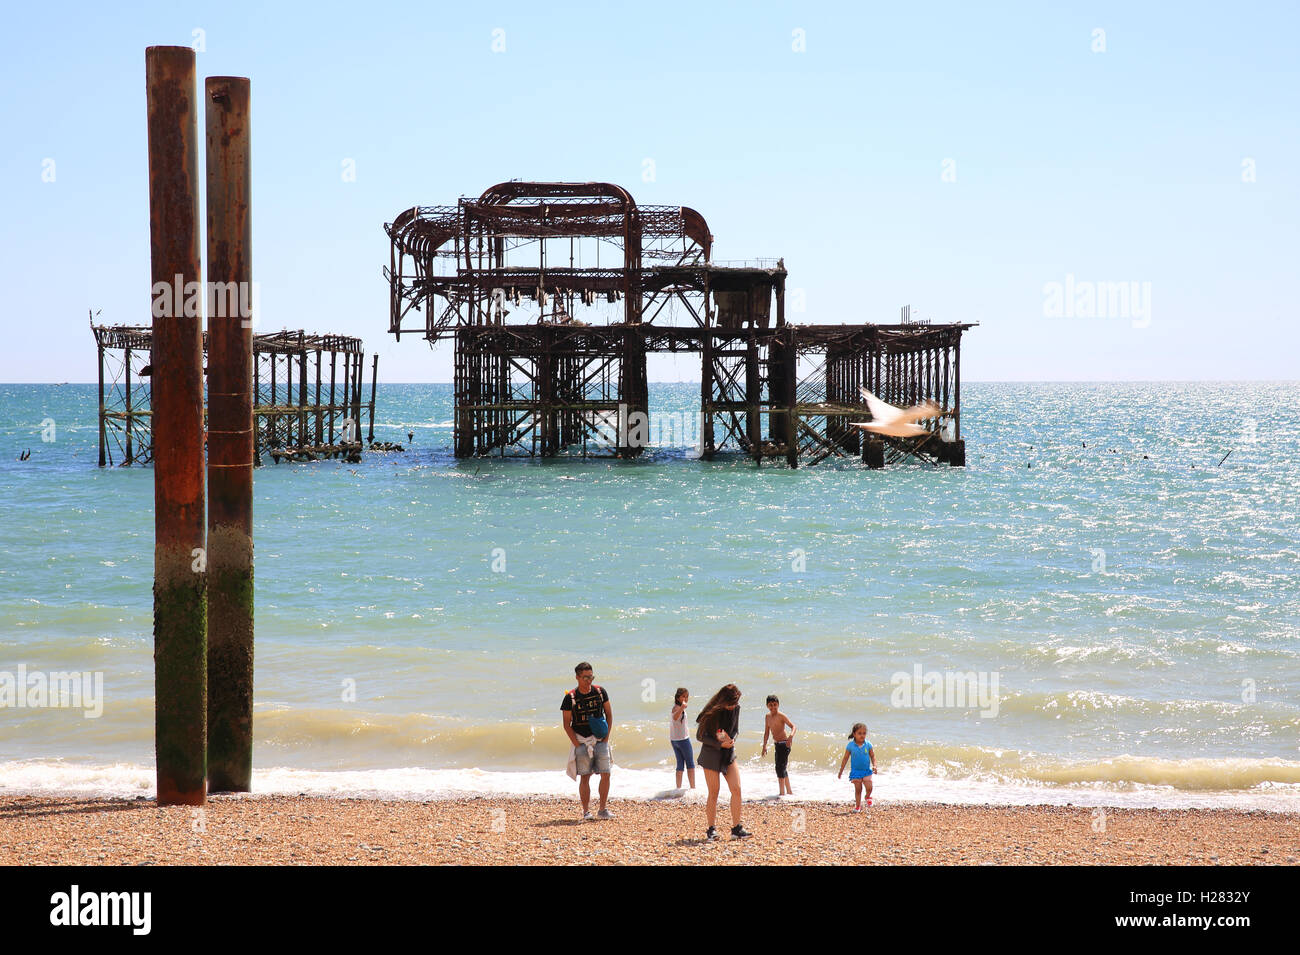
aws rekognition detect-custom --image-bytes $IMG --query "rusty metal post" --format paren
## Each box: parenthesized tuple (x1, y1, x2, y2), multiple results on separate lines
(784, 328, 798, 469)
(205, 75, 255, 793)
(353, 352, 364, 437)
(954, 338, 962, 440)
(617, 327, 647, 458)
(124, 346, 134, 463)
(253, 348, 262, 466)
(314, 349, 323, 446)
(341, 350, 350, 441)
(746, 330, 761, 462)
(97, 338, 107, 467)
(146, 45, 206, 806)
(328, 350, 337, 443)
(700, 332, 714, 460)
(368, 354, 378, 444)
(298, 333, 307, 450)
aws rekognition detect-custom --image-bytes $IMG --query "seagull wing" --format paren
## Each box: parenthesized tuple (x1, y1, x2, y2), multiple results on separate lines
(851, 420, 931, 437)
(853, 390, 940, 437)
(893, 400, 942, 425)
(859, 388, 903, 424)
(859, 389, 940, 425)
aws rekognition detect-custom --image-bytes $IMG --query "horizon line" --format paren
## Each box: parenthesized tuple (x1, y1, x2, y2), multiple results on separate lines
(7, 378, 1300, 387)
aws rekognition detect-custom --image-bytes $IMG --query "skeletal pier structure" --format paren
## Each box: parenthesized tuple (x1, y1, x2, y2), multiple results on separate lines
(91, 321, 377, 466)
(386, 181, 973, 467)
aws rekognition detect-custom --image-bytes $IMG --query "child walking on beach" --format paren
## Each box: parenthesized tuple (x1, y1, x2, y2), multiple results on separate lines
(760, 694, 796, 796)
(837, 723, 878, 811)
(670, 688, 696, 789)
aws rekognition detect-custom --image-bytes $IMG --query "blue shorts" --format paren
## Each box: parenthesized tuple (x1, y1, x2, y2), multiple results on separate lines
(849, 769, 873, 780)
(574, 740, 611, 776)
(671, 738, 695, 771)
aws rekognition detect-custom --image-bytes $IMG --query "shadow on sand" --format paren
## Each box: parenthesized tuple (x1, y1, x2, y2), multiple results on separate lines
(0, 797, 153, 820)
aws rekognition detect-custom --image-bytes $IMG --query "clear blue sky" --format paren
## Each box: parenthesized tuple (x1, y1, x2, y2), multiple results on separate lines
(1, 0, 1296, 382)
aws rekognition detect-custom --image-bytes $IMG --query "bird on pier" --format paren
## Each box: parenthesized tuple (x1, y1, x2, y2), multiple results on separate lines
(851, 388, 941, 438)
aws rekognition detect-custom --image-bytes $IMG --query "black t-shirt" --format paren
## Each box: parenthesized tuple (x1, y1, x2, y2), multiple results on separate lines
(698, 705, 739, 747)
(561, 685, 609, 737)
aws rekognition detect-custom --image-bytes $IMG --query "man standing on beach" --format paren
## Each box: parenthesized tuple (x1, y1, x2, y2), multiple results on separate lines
(561, 662, 614, 820)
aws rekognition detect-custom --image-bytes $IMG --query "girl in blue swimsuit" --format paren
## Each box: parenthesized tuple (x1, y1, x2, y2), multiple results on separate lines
(837, 722, 879, 811)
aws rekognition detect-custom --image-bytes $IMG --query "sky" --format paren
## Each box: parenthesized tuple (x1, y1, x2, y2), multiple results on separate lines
(1, 0, 1296, 382)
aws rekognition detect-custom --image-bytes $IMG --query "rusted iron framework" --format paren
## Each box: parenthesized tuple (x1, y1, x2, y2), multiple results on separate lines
(91, 322, 376, 466)
(387, 181, 973, 467)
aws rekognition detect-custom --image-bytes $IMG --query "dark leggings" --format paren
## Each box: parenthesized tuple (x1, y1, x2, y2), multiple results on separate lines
(774, 740, 790, 778)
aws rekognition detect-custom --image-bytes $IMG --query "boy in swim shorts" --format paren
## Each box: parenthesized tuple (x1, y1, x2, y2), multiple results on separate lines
(761, 694, 797, 796)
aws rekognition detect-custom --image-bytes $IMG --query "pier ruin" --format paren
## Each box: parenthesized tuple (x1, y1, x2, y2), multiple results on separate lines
(91, 320, 377, 466)
(385, 181, 972, 467)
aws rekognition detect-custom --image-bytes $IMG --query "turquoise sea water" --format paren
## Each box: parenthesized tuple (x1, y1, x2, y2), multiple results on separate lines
(2, 381, 1298, 808)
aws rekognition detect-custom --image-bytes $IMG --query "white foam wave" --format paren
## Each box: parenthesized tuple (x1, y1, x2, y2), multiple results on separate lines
(3, 760, 1298, 813)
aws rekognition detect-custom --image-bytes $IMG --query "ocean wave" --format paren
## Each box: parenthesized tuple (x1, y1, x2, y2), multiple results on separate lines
(3, 756, 1297, 812)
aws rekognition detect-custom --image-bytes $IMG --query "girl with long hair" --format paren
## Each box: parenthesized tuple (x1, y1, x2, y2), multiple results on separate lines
(695, 683, 750, 840)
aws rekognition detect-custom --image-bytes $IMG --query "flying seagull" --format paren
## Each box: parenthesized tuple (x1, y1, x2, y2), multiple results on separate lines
(851, 388, 941, 437)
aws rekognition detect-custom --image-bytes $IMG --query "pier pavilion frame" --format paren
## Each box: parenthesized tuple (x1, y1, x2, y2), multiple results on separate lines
(387, 181, 973, 467)
(92, 321, 377, 466)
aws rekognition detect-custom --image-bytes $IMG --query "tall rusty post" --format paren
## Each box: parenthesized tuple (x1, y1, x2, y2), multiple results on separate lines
(782, 327, 799, 469)
(745, 330, 762, 463)
(96, 334, 107, 467)
(124, 347, 134, 463)
(297, 333, 307, 450)
(368, 354, 379, 444)
(146, 45, 207, 806)
(205, 75, 255, 793)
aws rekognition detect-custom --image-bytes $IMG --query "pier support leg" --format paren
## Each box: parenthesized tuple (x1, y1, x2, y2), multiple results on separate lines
(146, 45, 207, 806)
(205, 75, 254, 793)
(297, 334, 307, 451)
(353, 352, 364, 445)
(125, 347, 134, 464)
(699, 335, 715, 460)
(783, 331, 798, 468)
(368, 354, 378, 445)
(539, 329, 556, 456)
(746, 332, 762, 463)
(618, 327, 647, 458)
(97, 341, 106, 467)
(864, 438, 885, 469)
(767, 340, 785, 450)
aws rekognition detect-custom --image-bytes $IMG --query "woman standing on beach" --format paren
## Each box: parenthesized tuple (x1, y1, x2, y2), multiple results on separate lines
(670, 688, 696, 790)
(696, 684, 750, 841)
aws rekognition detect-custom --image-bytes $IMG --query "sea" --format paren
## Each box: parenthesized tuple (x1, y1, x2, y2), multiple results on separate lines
(2, 381, 1298, 811)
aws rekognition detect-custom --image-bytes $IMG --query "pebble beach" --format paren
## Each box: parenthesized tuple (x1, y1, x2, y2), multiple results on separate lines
(2, 795, 1296, 866)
